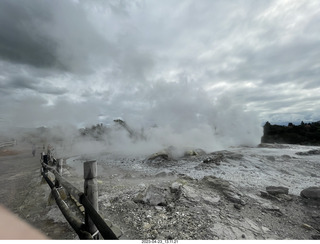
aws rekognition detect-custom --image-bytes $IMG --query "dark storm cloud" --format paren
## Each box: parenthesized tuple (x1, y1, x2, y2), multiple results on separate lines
(0, 75, 68, 96)
(0, 0, 60, 68)
(0, 0, 116, 73)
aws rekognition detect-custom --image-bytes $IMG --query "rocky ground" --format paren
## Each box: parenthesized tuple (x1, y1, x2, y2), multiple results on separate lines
(1, 143, 320, 240)
(65, 143, 320, 240)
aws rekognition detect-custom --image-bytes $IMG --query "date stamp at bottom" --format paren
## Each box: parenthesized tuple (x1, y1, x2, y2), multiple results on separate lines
(141, 240, 178, 244)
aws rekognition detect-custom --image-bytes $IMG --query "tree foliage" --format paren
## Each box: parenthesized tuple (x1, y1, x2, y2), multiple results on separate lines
(261, 121, 320, 145)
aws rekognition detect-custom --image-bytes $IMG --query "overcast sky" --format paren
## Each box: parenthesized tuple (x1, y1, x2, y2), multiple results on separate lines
(0, 0, 319, 131)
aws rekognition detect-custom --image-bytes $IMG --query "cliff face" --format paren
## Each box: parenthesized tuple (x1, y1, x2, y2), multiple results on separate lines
(261, 121, 320, 145)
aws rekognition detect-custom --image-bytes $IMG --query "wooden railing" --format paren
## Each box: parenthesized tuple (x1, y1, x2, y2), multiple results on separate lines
(40, 153, 120, 240)
(0, 140, 16, 149)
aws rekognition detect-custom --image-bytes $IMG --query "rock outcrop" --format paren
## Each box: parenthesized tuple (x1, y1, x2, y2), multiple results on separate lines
(266, 186, 289, 195)
(300, 187, 320, 200)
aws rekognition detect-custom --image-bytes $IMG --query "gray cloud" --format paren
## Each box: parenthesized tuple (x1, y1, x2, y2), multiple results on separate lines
(0, 0, 319, 141)
(0, 0, 60, 68)
(0, 75, 68, 96)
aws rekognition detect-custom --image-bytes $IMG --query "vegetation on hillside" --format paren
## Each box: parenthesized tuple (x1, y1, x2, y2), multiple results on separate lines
(261, 121, 320, 145)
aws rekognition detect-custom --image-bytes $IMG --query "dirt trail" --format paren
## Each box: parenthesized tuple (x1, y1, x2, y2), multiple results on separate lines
(0, 145, 39, 211)
(0, 144, 76, 239)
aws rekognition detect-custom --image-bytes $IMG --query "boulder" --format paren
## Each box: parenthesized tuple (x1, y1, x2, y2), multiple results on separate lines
(300, 187, 320, 200)
(133, 184, 177, 206)
(147, 151, 170, 161)
(266, 186, 289, 195)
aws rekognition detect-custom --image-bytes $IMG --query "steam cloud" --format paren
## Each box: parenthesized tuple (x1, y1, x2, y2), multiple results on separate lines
(0, 0, 272, 157)
(53, 81, 263, 158)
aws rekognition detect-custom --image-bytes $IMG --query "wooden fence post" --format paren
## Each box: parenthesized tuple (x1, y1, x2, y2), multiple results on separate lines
(84, 160, 99, 239)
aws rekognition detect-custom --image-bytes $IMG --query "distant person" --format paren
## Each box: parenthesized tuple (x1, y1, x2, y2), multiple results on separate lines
(32, 144, 36, 157)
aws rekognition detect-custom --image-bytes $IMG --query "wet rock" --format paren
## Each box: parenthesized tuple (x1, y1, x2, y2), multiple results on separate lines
(300, 187, 320, 200)
(266, 186, 289, 195)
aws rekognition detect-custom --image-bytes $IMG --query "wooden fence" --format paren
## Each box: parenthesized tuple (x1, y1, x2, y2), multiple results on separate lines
(0, 140, 16, 149)
(40, 152, 120, 240)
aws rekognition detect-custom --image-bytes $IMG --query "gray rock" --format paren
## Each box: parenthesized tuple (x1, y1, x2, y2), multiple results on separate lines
(278, 194, 293, 201)
(266, 186, 289, 195)
(224, 190, 245, 205)
(260, 191, 280, 201)
(300, 187, 320, 200)
(184, 148, 206, 157)
(182, 185, 200, 202)
(170, 182, 182, 193)
(147, 152, 169, 161)
(155, 172, 167, 177)
(202, 176, 244, 205)
(266, 156, 276, 161)
(203, 155, 223, 165)
(144, 185, 169, 206)
(202, 194, 220, 205)
(296, 149, 320, 156)
(133, 184, 173, 206)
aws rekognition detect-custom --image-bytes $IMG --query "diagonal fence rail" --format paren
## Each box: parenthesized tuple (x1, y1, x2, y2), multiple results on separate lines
(40, 152, 119, 240)
(0, 140, 16, 149)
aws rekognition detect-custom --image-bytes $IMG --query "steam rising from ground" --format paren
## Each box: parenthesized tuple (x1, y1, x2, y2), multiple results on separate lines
(1, 80, 263, 157)
(56, 84, 263, 158)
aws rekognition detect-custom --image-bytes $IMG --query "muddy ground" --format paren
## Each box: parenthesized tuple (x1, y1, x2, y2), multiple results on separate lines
(0, 143, 320, 240)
